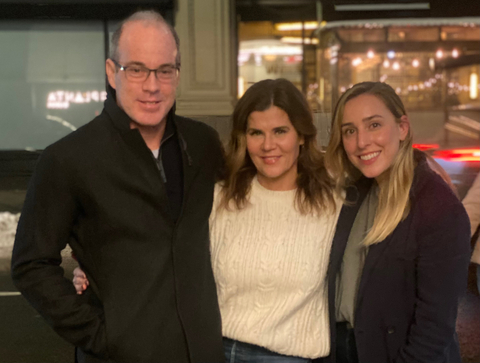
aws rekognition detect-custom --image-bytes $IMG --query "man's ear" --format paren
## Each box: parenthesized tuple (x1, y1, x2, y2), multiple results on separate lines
(106, 59, 117, 89)
(398, 115, 410, 141)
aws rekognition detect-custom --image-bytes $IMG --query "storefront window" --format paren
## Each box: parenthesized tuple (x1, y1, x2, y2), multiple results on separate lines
(337, 50, 445, 111)
(0, 21, 105, 150)
(337, 28, 385, 42)
(238, 39, 303, 96)
(388, 27, 439, 42)
(237, 21, 316, 97)
(316, 20, 480, 113)
(441, 26, 480, 41)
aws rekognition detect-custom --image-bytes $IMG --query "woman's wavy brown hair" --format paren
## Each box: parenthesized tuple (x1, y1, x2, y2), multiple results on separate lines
(219, 78, 336, 215)
(325, 82, 415, 245)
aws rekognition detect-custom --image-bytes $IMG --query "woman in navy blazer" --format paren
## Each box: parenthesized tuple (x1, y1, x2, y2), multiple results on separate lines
(324, 82, 471, 363)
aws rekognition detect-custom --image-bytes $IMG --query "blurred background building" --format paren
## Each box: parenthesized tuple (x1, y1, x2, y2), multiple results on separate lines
(0, 0, 478, 199)
(0, 2, 478, 362)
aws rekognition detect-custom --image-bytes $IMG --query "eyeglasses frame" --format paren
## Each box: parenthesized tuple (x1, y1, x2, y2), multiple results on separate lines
(111, 59, 180, 82)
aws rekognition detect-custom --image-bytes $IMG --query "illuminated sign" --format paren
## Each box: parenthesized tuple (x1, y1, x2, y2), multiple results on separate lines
(47, 90, 107, 109)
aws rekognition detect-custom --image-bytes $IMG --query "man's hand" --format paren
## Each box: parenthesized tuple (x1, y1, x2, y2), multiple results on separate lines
(73, 267, 89, 295)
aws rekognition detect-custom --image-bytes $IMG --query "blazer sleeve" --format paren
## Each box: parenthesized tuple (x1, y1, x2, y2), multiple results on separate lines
(11, 147, 109, 359)
(394, 184, 471, 363)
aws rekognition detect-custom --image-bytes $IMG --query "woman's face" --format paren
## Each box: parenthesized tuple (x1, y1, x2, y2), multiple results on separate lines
(246, 105, 304, 191)
(341, 94, 409, 181)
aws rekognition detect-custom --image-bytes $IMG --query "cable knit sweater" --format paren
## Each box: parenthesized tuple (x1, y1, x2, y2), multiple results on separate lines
(210, 177, 341, 358)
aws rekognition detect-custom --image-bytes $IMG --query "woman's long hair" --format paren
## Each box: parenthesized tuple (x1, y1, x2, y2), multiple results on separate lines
(325, 82, 415, 245)
(220, 78, 336, 215)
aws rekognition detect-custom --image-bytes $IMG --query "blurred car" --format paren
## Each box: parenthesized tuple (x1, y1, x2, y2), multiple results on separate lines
(414, 144, 480, 199)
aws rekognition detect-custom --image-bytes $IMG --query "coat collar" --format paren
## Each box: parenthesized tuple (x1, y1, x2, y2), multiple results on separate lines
(101, 85, 199, 224)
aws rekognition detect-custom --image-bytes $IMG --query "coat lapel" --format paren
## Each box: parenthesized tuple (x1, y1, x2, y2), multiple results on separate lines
(175, 122, 201, 219)
(355, 217, 410, 318)
(326, 177, 372, 362)
(355, 234, 393, 313)
(328, 177, 373, 281)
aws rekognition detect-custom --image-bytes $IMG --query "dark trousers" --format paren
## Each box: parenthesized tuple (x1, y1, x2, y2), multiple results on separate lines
(335, 322, 359, 363)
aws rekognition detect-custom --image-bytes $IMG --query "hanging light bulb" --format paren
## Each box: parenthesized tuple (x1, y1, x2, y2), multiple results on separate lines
(470, 73, 478, 99)
(352, 57, 362, 67)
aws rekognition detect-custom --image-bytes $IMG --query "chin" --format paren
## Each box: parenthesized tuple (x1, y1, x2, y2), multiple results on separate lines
(355, 166, 378, 179)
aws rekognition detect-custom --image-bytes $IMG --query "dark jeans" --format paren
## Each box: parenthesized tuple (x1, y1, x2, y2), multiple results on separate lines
(335, 322, 359, 363)
(223, 337, 326, 363)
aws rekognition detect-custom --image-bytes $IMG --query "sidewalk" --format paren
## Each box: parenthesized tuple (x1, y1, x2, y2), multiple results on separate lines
(0, 210, 74, 272)
(0, 211, 20, 271)
(0, 187, 26, 271)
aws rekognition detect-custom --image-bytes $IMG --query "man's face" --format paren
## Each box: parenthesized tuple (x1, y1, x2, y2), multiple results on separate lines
(106, 21, 179, 130)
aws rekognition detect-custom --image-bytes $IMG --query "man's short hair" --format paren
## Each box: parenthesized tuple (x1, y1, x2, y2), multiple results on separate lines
(110, 10, 181, 68)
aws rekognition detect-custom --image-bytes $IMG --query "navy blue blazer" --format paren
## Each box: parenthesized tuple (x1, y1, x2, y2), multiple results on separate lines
(326, 152, 471, 363)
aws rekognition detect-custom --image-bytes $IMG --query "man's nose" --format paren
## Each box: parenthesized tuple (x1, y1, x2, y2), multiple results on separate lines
(142, 71, 160, 92)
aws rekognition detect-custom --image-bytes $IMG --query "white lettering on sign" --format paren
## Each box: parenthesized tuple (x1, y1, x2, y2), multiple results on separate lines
(47, 90, 107, 109)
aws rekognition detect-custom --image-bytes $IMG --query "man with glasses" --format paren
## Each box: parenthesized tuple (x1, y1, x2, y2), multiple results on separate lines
(11, 10, 224, 363)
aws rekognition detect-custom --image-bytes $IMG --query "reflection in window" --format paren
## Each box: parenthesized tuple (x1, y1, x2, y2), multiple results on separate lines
(0, 21, 105, 150)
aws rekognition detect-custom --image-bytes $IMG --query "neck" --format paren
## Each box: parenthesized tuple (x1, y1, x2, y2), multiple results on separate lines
(375, 167, 389, 183)
(131, 121, 166, 151)
(256, 174, 297, 191)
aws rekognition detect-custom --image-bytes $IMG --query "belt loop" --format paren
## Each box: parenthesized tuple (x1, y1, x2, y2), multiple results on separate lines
(229, 340, 237, 363)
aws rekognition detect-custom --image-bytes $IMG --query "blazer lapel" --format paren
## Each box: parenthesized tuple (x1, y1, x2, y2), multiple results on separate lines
(356, 235, 393, 308)
(355, 218, 409, 317)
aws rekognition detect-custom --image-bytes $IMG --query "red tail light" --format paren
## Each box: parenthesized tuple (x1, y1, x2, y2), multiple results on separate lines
(413, 144, 439, 151)
(433, 148, 480, 162)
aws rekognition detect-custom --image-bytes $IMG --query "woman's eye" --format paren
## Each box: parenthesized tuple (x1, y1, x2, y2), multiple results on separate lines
(370, 122, 381, 129)
(343, 128, 355, 136)
(275, 128, 287, 135)
(248, 130, 261, 136)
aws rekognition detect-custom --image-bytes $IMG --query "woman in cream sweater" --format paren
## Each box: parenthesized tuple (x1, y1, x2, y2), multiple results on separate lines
(74, 78, 339, 363)
(210, 78, 339, 362)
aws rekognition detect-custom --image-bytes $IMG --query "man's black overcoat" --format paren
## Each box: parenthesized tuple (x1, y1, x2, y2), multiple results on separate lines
(11, 92, 225, 363)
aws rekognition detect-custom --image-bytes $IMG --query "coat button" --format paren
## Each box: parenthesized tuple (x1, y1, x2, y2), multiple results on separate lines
(387, 327, 395, 334)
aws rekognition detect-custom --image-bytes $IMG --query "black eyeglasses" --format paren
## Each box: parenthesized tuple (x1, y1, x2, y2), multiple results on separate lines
(111, 59, 179, 82)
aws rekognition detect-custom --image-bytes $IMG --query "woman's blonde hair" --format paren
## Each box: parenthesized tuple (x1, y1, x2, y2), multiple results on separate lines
(220, 78, 336, 215)
(325, 82, 414, 245)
